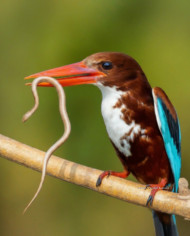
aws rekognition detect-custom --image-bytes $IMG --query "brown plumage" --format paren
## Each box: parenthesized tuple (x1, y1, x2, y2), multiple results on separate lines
(83, 52, 173, 186)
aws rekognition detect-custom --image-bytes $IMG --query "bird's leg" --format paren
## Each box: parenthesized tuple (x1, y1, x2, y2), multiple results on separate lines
(96, 169, 130, 187)
(145, 178, 168, 206)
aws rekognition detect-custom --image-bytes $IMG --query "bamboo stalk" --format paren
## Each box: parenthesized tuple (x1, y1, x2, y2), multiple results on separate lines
(0, 134, 190, 219)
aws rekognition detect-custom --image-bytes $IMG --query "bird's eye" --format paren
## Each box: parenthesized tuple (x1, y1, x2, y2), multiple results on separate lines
(101, 61, 113, 70)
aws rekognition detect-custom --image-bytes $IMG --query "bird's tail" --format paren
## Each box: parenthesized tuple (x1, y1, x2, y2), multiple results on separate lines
(152, 211, 179, 236)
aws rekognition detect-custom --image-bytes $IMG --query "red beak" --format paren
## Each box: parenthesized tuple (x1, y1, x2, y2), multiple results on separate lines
(25, 61, 105, 87)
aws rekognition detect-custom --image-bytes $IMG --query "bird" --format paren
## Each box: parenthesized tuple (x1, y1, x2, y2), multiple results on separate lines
(26, 52, 181, 236)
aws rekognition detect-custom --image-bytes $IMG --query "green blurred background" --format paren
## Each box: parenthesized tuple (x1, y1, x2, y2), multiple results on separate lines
(0, 0, 190, 235)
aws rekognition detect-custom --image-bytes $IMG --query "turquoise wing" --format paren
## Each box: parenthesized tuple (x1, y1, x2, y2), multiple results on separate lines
(152, 87, 181, 192)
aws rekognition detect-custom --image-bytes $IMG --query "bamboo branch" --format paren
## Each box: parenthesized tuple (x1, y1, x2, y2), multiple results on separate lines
(1, 76, 190, 220)
(0, 133, 190, 219)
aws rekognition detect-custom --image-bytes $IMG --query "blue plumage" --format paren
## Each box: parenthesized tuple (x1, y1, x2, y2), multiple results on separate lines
(156, 97, 181, 192)
(153, 88, 181, 193)
(152, 87, 181, 236)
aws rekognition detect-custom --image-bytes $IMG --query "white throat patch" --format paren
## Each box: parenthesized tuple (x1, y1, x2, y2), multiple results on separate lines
(96, 83, 141, 157)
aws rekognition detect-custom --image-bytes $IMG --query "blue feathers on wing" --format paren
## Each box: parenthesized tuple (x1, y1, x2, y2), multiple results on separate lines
(152, 87, 181, 193)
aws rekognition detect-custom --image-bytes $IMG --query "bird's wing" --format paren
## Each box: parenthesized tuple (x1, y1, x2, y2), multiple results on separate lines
(152, 87, 181, 192)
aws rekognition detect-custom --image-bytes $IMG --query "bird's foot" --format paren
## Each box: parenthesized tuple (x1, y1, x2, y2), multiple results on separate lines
(145, 178, 168, 206)
(96, 169, 130, 187)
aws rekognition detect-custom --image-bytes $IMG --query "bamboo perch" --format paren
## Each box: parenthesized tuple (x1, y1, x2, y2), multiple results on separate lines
(0, 134, 190, 219)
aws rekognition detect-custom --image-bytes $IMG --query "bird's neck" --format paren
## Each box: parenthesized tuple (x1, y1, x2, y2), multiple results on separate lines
(98, 69, 153, 104)
(97, 71, 153, 108)
(96, 79, 153, 157)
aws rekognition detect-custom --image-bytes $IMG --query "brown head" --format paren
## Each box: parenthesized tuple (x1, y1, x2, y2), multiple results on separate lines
(25, 52, 151, 93)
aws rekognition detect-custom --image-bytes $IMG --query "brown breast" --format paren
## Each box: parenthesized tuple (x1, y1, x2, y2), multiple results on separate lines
(112, 89, 174, 185)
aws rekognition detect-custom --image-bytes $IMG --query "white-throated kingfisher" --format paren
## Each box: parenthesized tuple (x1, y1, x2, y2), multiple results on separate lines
(26, 52, 181, 236)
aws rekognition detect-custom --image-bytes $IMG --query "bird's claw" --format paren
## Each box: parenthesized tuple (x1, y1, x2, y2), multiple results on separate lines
(96, 171, 111, 187)
(96, 177, 102, 187)
(145, 178, 168, 206)
(145, 184, 150, 190)
(146, 195, 153, 206)
(96, 169, 130, 187)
